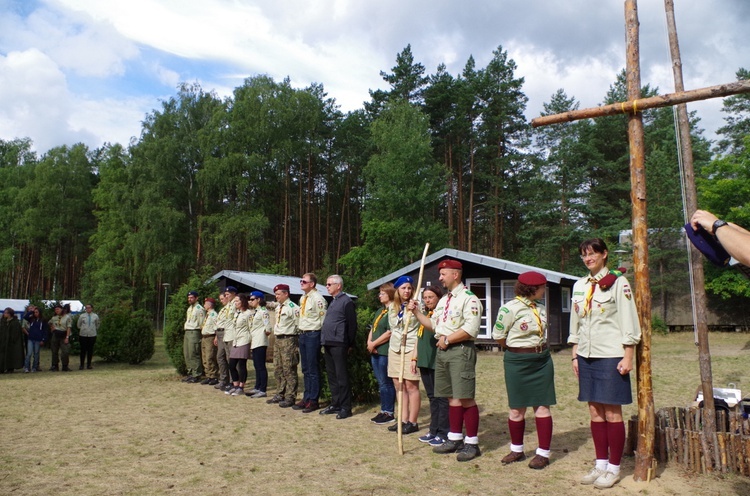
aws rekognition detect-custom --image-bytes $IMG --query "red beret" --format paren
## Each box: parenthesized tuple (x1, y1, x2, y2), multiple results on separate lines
(204, 297, 216, 305)
(438, 259, 462, 270)
(273, 284, 290, 293)
(518, 271, 547, 286)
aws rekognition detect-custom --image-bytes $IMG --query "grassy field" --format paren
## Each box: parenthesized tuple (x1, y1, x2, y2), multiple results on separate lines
(1, 332, 749, 495)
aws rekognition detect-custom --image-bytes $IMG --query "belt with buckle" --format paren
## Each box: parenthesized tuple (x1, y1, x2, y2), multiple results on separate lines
(505, 344, 548, 354)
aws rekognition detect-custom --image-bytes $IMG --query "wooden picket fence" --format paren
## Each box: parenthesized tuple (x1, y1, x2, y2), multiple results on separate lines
(632, 406, 750, 475)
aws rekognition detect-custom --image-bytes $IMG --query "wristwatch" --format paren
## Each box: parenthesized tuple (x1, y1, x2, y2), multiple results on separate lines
(712, 219, 728, 235)
(443, 336, 450, 346)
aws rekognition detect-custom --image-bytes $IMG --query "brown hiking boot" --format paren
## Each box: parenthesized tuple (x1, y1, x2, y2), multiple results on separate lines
(501, 451, 527, 465)
(528, 454, 550, 470)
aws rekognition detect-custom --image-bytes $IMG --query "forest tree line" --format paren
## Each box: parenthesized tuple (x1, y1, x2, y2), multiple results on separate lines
(0, 45, 748, 323)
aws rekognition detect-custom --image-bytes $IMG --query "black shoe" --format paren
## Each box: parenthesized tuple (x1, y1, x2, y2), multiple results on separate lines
(279, 399, 296, 408)
(185, 376, 198, 383)
(79, 365, 84, 370)
(207, 378, 218, 385)
(319, 405, 340, 415)
(49, 366, 58, 372)
(302, 401, 319, 413)
(87, 365, 93, 370)
(62, 367, 72, 372)
(291, 400, 308, 411)
(181, 376, 191, 382)
(456, 443, 481, 462)
(402, 422, 419, 435)
(433, 439, 463, 454)
(388, 422, 408, 432)
(371, 412, 385, 423)
(336, 409, 352, 419)
(374, 413, 395, 425)
(266, 394, 283, 404)
(200, 378, 212, 385)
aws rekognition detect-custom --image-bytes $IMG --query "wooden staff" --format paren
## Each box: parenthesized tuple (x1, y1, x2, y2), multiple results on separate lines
(397, 243, 430, 455)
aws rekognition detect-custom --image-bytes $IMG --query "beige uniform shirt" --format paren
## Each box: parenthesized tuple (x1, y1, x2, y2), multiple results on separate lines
(388, 301, 421, 353)
(493, 297, 547, 348)
(50, 314, 73, 336)
(77, 312, 100, 337)
(274, 300, 299, 336)
(250, 307, 271, 349)
(184, 303, 205, 331)
(430, 283, 483, 339)
(232, 309, 252, 347)
(568, 267, 642, 357)
(216, 304, 236, 343)
(298, 289, 327, 331)
(202, 309, 218, 336)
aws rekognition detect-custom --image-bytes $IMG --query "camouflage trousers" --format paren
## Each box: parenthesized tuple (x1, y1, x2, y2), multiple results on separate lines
(273, 335, 299, 401)
(201, 335, 218, 379)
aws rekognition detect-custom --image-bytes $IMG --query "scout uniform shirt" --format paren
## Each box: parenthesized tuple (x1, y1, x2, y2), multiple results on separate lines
(184, 303, 205, 331)
(493, 297, 547, 348)
(202, 308, 218, 336)
(567, 267, 641, 358)
(77, 312, 100, 337)
(388, 301, 421, 353)
(274, 300, 300, 336)
(250, 306, 271, 348)
(232, 309, 253, 347)
(216, 303, 236, 343)
(430, 283, 483, 340)
(298, 289, 327, 331)
(50, 314, 72, 336)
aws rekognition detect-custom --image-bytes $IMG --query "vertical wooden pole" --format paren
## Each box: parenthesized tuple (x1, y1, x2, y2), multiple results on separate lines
(664, 0, 716, 471)
(624, 0, 655, 481)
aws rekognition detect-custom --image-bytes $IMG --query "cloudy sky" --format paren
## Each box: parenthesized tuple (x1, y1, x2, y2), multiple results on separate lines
(0, 0, 747, 152)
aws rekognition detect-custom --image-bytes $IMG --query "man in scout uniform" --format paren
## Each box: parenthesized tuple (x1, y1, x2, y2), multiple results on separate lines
(77, 303, 100, 370)
(294, 273, 328, 413)
(214, 286, 238, 390)
(49, 304, 73, 371)
(200, 297, 219, 385)
(268, 284, 300, 407)
(182, 290, 205, 383)
(410, 259, 483, 461)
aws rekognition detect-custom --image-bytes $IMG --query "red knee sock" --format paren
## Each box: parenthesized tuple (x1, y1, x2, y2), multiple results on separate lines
(535, 416, 553, 451)
(449, 405, 464, 435)
(508, 419, 525, 446)
(464, 405, 479, 438)
(590, 421, 609, 460)
(606, 421, 626, 466)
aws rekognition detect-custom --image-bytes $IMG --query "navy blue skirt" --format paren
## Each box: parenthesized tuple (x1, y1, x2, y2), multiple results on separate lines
(577, 356, 632, 405)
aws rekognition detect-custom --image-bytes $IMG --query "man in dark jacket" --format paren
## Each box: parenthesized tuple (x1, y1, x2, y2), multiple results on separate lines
(319, 275, 357, 419)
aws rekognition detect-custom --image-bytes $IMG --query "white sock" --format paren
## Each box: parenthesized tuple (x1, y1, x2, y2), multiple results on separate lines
(447, 432, 464, 442)
(510, 443, 524, 453)
(595, 459, 608, 471)
(607, 463, 620, 475)
(464, 436, 478, 445)
(535, 448, 551, 458)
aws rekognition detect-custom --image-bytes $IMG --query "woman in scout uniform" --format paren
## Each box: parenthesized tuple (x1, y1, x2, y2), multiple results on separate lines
(493, 271, 556, 470)
(568, 238, 641, 489)
(246, 291, 271, 398)
(386, 276, 421, 435)
(415, 285, 449, 447)
(366, 283, 396, 425)
(226, 294, 253, 397)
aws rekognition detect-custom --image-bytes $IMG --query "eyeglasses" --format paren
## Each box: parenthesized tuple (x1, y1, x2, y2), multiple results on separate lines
(325, 283, 337, 287)
(300, 280, 312, 284)
(580, 253, 599, 260)
(249, 297, 257, 301)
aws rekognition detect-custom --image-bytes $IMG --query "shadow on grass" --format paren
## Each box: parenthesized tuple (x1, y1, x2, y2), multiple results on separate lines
(742, 340, 750, 351)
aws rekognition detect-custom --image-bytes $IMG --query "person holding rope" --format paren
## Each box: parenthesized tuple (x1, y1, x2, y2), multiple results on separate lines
(493, 271, 556, 470)
(569, 238, 641, 489)
(386, 276, 421, 435)
(409, 259, 483, 462)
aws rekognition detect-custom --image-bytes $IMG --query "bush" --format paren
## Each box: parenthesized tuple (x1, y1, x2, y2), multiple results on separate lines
(652, 314, 669, 335)
(96, 308, 155, 364)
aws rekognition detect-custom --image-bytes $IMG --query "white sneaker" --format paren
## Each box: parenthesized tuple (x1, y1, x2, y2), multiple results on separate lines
(593, 471, 621, 489)
(581, 467, 606, 485)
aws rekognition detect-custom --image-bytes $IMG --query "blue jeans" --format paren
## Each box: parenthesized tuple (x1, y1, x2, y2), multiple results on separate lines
(25, 340, 41, 371)
(371, 353, 395, 414)
(299, 331, 321, 401)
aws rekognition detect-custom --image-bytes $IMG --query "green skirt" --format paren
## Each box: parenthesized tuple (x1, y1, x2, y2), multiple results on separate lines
(503, 349, 556, 409)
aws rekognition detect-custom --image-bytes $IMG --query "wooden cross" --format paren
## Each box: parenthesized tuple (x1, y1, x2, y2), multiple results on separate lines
(532, 0, 750, 482)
